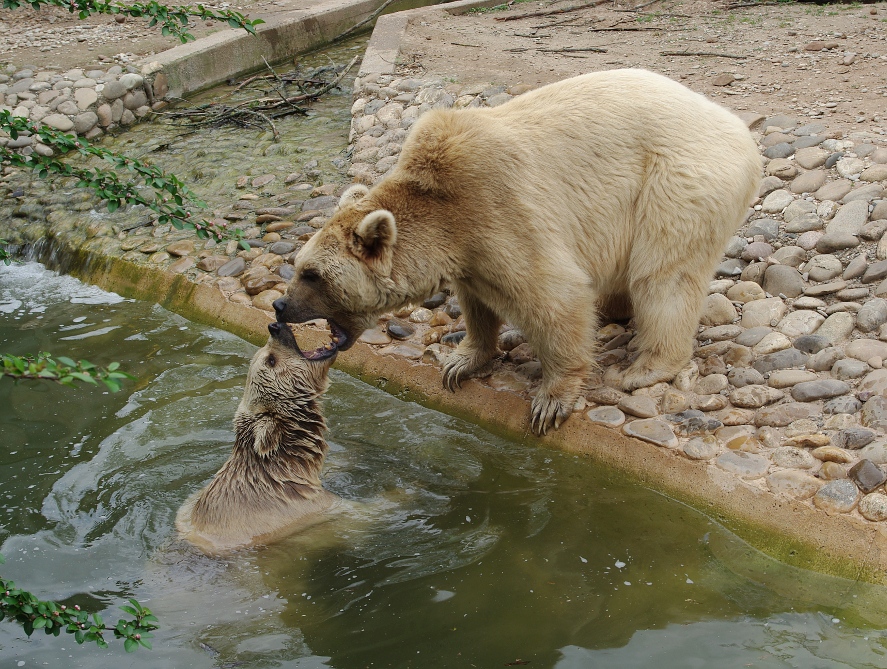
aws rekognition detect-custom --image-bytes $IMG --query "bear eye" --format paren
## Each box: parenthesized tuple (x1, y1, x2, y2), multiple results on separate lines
(301, 268, 320, 282)
(267, 354, 277, 368)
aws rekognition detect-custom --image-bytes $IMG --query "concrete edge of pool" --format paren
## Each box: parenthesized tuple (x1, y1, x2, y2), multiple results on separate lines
(27, 237, 887, 587)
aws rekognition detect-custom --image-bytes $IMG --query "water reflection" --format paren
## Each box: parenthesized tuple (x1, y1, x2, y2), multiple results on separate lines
(3, 262, 887, 669)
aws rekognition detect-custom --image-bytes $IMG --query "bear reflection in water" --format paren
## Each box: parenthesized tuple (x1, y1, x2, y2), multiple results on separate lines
(176, 322, 338, 552)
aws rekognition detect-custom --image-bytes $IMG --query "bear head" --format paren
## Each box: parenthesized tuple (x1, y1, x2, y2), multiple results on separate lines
(273, 184, 400, 356)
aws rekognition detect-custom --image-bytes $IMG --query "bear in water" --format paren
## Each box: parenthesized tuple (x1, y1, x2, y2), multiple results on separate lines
(177, 322, 338, 552)
(272, 69, 761, 435)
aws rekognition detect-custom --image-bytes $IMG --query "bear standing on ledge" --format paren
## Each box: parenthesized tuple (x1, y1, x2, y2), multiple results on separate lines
(273, 69, 761, 435)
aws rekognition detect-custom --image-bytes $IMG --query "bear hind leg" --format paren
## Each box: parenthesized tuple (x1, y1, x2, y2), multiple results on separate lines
(442, 293, 500, 391)
(621, 271, 704, 392)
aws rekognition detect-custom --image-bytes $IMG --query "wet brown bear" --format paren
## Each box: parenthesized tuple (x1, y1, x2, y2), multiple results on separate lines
(273, 69, 761, 435)
(176, 322, 337, 552)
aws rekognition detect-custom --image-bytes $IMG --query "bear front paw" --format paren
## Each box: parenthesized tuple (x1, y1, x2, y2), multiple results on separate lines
(441, 352, 493, 392)
(530, 392, 572, 436)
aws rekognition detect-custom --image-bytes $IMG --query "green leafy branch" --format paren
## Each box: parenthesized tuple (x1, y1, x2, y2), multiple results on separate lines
(1, 352, 135, 392)
(1, 111, 235, 241)
(1, 558, 158, 652)
(1, 0, 264, 43)
(0, 240, 10, 266)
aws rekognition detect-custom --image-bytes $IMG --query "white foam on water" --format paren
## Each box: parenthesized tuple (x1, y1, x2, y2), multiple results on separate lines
(0, 261, 127, 317)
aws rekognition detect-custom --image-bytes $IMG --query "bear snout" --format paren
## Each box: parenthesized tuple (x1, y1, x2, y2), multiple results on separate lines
(272, 297, 289, 321)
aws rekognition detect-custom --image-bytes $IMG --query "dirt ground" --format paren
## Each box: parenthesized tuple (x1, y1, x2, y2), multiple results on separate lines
(2, 0, 886, 127)
(0, 0, 316, 70)
(398, 0, 887, 129)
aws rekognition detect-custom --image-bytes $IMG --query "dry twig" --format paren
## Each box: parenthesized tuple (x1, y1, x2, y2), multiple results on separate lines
(660, 50, 748, 58)
(495, 0, 611, 22)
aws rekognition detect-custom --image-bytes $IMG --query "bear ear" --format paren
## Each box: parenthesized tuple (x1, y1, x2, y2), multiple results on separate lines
(351, 210, 397, 276)
(252, 414, 283, 458)
(338, 184, 370, 209)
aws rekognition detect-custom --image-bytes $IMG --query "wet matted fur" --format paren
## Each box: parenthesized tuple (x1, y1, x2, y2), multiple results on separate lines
(177, 323, 337, 552)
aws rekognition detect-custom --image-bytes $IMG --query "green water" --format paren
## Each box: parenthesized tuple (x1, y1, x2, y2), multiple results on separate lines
(3, 263, 887, 668)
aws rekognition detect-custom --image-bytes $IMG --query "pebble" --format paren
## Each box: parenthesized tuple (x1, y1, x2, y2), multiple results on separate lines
(729, 384, 784, 409)
(622, 419, 678, 448)
(811, 446, 854, 463)
(755, 402, 819, 427)
(859, 440, 887, 464)
(683, 435, 720, 460)
(837, 427, 876, 449)
(716, 451, 770, 479)
(767, 470, 822, 499)
(813, 479, 859, 514)
(586, 406, 626, 428)
(859, 493, 887, 521)
(385, 318, 415, 340)
(819, 461, 848, 480)
(848, 459, 887, 493)
(790, 379, 851, 402)
(862, 396, 887, 431)
(618, 395, 659, 418)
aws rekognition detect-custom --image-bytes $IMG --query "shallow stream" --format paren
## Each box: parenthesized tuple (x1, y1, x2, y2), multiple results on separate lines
(4, 262, 887, 668)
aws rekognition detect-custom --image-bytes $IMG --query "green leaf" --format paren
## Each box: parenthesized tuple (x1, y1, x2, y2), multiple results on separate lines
(124, 637, 138, 653)
(56, 356, 77, 367)
(33, 616, 48, 629)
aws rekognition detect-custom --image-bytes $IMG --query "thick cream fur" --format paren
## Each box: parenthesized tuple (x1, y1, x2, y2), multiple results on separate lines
(285, 69, 761, 434)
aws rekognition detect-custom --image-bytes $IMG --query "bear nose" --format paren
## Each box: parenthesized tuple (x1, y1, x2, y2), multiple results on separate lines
(272, 298, 287, 317)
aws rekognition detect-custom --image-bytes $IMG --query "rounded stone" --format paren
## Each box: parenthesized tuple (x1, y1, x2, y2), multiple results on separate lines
(622, 418, 678, 448)
(859, 440, 887, 464)
(767, 369, 818, 388)
(618, 395, 659, 419)
(41, 113, 74, 131)
(728, 367, 765, 388)
(811, 446, 854, 463)
(694, 373, 728, 395)
(771, 446, 817, 469)
(729, 384, 784, 409)
(859, 493, 887, 521)
(814, 312, 856, 344)
(586, 406, 626, 428)
(741, 297, 787, 329)
(819, 461, 848, 480)
(805, 254, 843, 282)
(847, 339, 887, 362)
(857, 298, 887, 333)
(683, 435, 720, 460)
(762, 265, 804, 298)
(359, 328, 392, 345)
(790, 170, 827, 194)
(832, 358, 871, 380)
(753, 332, 792, 355)
(862, 396, 887, 430)
(700, 293, 738, 326)
(386, 318, 415, 340)
(716, 451, 770, 479)
(761, 189, 795, 213)
(790, 379, 851, 402)
(813, 479, 859, 514)
(217, 257, 247, 277)
(766, 470, 822, 499)
(252, 289, 283, 312)
(776, 311, 824, 338)
(727, 281, 766, 303)
(755, 402, 819, 427)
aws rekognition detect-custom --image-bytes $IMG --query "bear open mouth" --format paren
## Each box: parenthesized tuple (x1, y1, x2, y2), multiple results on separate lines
(298, 319, 347, 361)
(269, 320, 346, 361)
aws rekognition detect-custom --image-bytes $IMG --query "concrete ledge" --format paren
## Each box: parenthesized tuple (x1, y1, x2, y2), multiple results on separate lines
(25, 235, 887, 586)
(361, 0, 503, 75)
(140, 0, 403, 98)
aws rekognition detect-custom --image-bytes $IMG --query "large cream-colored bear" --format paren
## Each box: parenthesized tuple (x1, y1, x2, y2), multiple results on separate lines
(273, 69, 761, 435)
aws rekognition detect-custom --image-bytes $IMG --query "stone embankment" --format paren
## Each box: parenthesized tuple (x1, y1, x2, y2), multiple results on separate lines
(6, 65, 887, 544)
(0, 61, 166, 143)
